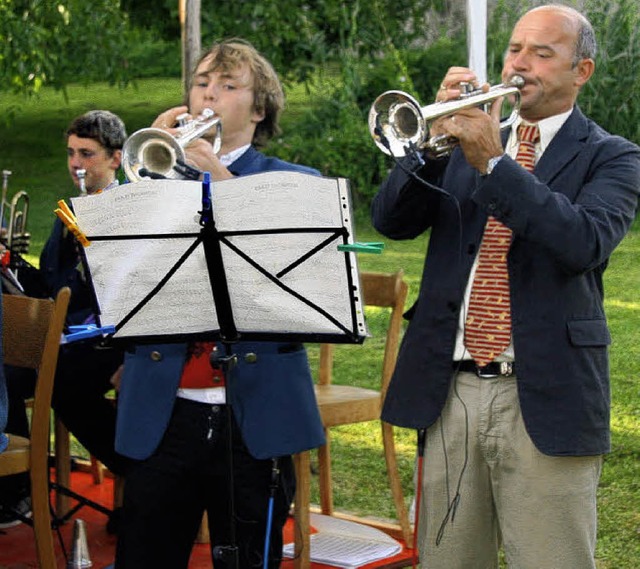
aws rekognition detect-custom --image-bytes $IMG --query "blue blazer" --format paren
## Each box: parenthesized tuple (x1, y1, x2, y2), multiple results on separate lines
(372, 107, 640, 456)
(116, 147, 325, 460)
(40, 219, 95, 325)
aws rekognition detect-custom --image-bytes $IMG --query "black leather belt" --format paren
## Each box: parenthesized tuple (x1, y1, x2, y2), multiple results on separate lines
(455, 360, 516, 378)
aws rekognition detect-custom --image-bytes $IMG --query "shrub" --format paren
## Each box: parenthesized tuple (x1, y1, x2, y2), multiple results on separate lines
(269, 93, 389, 210)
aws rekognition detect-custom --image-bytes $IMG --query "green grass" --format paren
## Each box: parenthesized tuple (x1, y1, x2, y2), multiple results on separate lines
(317, 223, 640, 568)
(2, 79, 638, 567)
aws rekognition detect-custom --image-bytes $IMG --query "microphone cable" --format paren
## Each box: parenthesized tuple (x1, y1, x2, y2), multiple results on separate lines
(374, 125, 472, 549)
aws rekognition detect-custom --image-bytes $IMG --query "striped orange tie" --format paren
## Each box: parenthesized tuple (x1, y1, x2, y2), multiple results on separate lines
(464, 123, 540, 366)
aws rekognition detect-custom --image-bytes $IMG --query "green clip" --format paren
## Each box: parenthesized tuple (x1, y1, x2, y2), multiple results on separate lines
(337, 242, 385, 254)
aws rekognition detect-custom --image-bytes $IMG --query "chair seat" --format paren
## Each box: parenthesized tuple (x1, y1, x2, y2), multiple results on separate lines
(0, 434, 30, 476)
(314, 384, 381, 426)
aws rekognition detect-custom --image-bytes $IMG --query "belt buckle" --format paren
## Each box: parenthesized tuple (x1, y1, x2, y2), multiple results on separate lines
(476, 361, 513, 378)
(476, 366, 498, 379)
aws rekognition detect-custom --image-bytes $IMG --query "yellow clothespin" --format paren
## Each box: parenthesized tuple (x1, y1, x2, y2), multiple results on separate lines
(54, 200, 90, 246)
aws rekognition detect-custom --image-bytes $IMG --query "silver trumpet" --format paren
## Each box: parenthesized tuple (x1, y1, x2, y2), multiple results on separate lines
(77, 168, 87, 196)
(369, 75, 525, 157)
(122, 108, 222, 182)
(1, 169, 30, 258)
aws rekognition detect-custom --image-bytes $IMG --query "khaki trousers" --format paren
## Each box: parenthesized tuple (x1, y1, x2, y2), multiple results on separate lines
(419, 371, 602, 569)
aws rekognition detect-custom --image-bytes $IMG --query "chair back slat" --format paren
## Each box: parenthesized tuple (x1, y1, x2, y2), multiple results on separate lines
(317, 270, 408, 394)
(3, 294, 55, 369)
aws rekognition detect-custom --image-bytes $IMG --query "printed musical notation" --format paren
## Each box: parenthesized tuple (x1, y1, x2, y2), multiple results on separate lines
(282, 513, 402, 568)
(71, 172, 366, 343)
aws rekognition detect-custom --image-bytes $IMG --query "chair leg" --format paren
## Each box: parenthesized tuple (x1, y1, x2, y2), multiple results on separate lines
(316, 435, 334, 515)
(31, 457, 57, 569)
(381, 421, 413, 545)
(113, 475, 125, 510)
(293, 452, 311, 569)
(54, 415, 71, 517)
(90, 455, 104, 484)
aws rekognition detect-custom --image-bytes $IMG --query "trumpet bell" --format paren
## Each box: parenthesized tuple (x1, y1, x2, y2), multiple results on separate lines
(123, 128, 185, 182)
(122, 108, 222, 183)
(369, 91, 426, 157)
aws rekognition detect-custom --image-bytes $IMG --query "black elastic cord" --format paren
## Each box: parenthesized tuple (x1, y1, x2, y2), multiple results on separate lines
(374, 128, 472, 546)
(138, 168, 166, 180)
(376, 126, 466, 299)
(174, 159, 202, 181)
(435, 376, 470, 546)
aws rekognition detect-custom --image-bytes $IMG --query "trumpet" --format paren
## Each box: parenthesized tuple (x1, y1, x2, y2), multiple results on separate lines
(369, 75, 525, 158)
(123, 108, 222, 182)
(1, 170, 30, 258)
(77, 168, 87, 196)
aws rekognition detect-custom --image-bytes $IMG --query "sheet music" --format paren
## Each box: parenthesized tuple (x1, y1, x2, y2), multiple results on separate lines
(282, 513, 402, 568)
(71, 172, 366, 342)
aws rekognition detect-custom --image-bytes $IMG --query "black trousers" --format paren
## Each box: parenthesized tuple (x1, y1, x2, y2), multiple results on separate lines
(115, 398, 295, 569)
(1, 341, 130, 505)
(50, 342, 130, 476)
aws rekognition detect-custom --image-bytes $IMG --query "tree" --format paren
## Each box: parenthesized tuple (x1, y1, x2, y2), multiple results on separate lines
(0, 0, 132, 97)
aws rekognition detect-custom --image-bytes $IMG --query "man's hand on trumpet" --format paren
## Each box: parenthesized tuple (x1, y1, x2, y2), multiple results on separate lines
(433, 67, 505, 174)
(434, 66, 481, 103)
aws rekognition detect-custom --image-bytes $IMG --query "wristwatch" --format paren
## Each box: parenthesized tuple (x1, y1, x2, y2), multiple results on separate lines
(485, 154, 504, 176)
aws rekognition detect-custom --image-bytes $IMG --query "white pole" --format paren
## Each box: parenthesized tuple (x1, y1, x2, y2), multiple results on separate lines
(467, 0, 487, 84)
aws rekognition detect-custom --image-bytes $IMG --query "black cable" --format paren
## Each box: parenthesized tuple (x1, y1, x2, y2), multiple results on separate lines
(374, 127, 473, 546)
(137, 168, 166, 180)
(435, 370, 470, 546)
(374, 126, 465, 271)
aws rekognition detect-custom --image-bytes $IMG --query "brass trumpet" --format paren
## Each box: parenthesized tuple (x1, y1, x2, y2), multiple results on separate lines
(122, 108, 222, 182)
(1, 170, 30, 259)
(369, 75, 524, 157)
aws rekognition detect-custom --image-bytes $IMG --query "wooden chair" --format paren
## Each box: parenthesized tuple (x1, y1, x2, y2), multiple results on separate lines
(53, 418, 122, 518)
(292, 270, 412, 568)
(0, 288, 70, 569)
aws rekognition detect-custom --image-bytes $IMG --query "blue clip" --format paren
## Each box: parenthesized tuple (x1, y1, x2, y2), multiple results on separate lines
(200, 171, 212, 226)
(62, 324, 116, 344)
(337, 242, 385, 254)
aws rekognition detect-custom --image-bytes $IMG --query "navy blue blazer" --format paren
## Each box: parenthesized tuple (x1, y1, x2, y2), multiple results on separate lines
(115, 147, 326, 460)
(40, 219, 95, 325)
(372, 107, 640, 456)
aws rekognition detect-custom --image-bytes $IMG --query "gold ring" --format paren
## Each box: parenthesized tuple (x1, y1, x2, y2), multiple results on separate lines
(440, 84, 447, 90)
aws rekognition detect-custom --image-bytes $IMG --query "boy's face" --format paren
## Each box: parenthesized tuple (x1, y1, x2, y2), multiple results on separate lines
(188, 55, 265, 152)
(67, 135, 121, 194)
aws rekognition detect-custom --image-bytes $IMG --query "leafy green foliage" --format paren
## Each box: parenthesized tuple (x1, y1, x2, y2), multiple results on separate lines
(581, 0, 640, 145)
(0, 0, 133, 96)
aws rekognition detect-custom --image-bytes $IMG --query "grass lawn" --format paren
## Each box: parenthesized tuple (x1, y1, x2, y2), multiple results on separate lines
(1, 79, 638, 567)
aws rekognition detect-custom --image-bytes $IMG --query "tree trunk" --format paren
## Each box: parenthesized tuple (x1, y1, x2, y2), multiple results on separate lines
(180, 0, 202, 101)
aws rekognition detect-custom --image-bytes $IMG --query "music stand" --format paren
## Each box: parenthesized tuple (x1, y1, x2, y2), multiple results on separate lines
(70, 172, 368, 567)
(71, 172, 366, 345)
